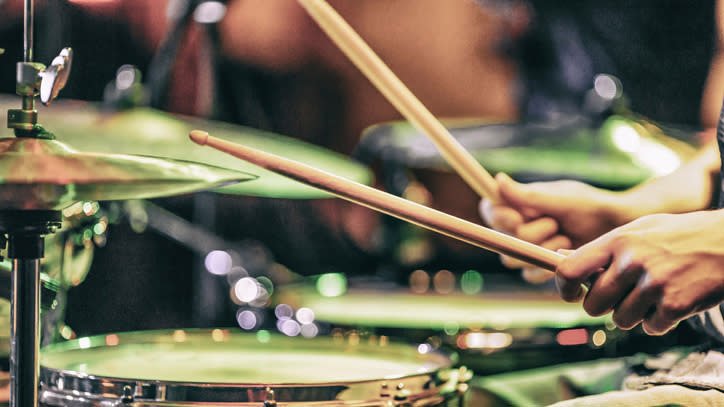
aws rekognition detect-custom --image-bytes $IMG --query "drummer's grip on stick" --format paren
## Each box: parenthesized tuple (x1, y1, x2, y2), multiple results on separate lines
(295, 0, 500, 203)
(189, 130, 563, 271)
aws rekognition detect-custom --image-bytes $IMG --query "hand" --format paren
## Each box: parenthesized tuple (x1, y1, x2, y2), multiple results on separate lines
(480, 173, 625, 280)
(556, 210, 724, 335)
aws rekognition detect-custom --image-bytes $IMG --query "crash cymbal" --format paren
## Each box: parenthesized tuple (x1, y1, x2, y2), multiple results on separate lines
(0, 96, 373, 199)
(358, 113, 698, 189)
(0, 136, 256, 210)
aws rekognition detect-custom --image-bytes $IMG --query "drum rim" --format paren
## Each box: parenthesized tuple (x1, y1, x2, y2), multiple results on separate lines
(39, 328, 463, 404)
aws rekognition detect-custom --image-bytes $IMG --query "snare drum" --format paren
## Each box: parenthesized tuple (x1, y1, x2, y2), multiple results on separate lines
(276, 285, 627, 375)
(39, 329, 470, 406)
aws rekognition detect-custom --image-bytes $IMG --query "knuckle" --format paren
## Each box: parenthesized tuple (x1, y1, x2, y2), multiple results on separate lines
(657, 299, 690, 321)
(582, 298, 608, 317)
(611, 312, 637, 330)
(639, 274, 665, 295)
(609, 232, 639, 250)
(556, 260, 575, 279)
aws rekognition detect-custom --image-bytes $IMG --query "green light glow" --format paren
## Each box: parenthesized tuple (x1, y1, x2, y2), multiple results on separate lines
(316, 273, 347, 297)
(93, 223, 105, 235)
(443, 322, 460, 336)
(461, 270, 483, 295)
(256, 330, 271, 343)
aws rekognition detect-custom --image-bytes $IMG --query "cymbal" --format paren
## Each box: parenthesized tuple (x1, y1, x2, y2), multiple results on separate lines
(0, 136, 256, 210)
(359, 113, 698, 189)
(1, 96, 373, 199)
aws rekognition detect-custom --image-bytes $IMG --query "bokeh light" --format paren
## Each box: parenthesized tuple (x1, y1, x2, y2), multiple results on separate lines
(280, 319, 302, 337)
(204, 250, 233, 276)
(78, 337, 91, 349)
(105, 334, 119, 346)
(460, 270, 483, 295)
(226, 266, 249, 285)
(593, 74, 620, 100)
(237, 309, 258, 330)
(556, 328, 588, 346)
(234, 277, 259, 303)
(194, 1, 227, 24)
(256, 330, 271, 343)
(275, 304, 294, 320)
(612, 123, 641, 153)
(592, 329, 607, 347)
(296, 307, 315, 325)
(458, 332, 513, 350)
(417, 343, 432, 354)
(316, 273, 347, 297)
(433, 270, 455, 294)
(409, 269, 430, 294)
(443, 322, 460, 336)
(172, 330, 186, 342)
(301, 323, 319, 338)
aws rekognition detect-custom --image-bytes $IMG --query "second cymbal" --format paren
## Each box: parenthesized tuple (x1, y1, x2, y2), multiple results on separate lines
(5, 97, 374, 199)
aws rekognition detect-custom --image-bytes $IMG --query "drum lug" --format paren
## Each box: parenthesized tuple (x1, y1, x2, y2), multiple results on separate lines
(380, 382, 390, 398)
(455, 365, 473, 396)
(437, 366, 473, 397)
(392, 382, 412, 406)
(121, 385, 134, 404)
(263, 386, 277, 407)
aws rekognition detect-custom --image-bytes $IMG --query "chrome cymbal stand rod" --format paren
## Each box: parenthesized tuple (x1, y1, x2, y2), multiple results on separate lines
(2, 211, 61, 407)
(23, 0, 33, 63)
(21, 0, 35, 113)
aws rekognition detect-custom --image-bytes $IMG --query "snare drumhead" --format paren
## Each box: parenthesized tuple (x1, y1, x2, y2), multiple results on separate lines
(40, 329, 461, 405)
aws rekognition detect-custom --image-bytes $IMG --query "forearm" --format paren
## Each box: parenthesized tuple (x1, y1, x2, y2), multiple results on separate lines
(611, 142, 720, 224)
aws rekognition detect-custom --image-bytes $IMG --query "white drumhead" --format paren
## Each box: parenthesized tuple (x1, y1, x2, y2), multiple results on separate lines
(41, 329, 449, 384)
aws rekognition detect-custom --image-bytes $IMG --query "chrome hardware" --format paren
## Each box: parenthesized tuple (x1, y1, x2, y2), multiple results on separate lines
(121, 385, 134, 404)
(39, 48, 73, 106)
(263, 387, 277, 407)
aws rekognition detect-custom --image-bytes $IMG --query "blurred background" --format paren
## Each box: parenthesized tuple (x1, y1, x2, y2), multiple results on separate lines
(0, 0, 718, 385)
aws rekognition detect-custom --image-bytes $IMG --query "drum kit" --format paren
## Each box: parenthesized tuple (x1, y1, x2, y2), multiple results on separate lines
(0, 1, 699, 406)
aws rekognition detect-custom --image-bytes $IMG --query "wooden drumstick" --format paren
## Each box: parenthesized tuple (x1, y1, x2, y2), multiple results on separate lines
(190, 130, 562, 271)
(296, 0, 501, 203)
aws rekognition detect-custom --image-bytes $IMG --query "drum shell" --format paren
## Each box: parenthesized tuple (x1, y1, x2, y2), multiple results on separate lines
(39, 329, 470, 406)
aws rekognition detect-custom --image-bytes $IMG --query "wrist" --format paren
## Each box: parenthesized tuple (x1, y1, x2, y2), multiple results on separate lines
(601, 190, 639, 228)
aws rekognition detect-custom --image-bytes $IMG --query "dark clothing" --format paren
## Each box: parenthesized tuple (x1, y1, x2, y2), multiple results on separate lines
(684, 95, 724, 345)
(520, 0, 716, 125)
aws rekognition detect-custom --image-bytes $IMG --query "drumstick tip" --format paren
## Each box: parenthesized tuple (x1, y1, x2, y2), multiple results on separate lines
(189, 130, 210, 146)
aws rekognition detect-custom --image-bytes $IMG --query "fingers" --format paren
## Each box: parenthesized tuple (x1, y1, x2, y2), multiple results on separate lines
(517, 217, 558, 242)
(581, 249, 645, 317)
(521, 266, 554, 284)
(480, 198, 523, 232)
(611, 275, 660, 331)
(503, 233, 571, 272)
(494, 173, 539, 217)
(559, 239, 684, 335)
(555, 235, 617, 302)
(620, 271, 689, 336)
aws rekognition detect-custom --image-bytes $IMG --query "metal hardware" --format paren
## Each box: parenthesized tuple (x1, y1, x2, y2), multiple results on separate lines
(263, 387, 277, 407)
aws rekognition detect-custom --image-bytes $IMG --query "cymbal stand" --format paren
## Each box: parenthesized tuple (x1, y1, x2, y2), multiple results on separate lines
(1, 211, 61, 407)
(5, 1, 71, 405)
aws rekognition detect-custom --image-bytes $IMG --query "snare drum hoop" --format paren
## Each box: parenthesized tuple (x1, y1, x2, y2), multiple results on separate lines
(39, 329, 463, 406)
